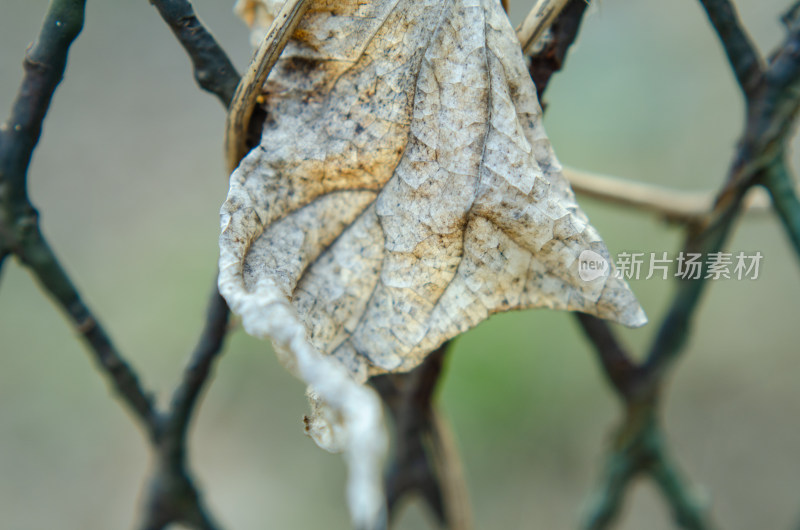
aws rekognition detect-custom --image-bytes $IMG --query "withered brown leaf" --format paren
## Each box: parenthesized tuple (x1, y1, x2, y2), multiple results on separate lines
(220, 0, 645, 525)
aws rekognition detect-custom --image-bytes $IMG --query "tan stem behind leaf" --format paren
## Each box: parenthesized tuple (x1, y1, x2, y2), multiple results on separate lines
(225, 0, 312, 173)
(517, 0, 571, 54)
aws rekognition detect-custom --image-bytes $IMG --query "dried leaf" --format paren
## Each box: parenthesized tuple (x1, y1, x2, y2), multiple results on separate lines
(234, 0, 283, 46)
(220, 0, 645, 525)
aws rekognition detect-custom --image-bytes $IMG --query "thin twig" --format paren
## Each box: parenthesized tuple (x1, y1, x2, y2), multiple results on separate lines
(646, 1, 800, 373)
(145, 0, 239, 447)
(0, 249, 8, 288)
(134, 283, 229, 530)
(165, 286, 231, 446)
(0, 1, 236, 527)
(0, 0, 159, 434)
(527, 0, 589, 102)
(583, 414, 712, 530)
(575, 313, 639, 400)
(650, 437, 712, 530)
(224, 0, 311, 172)
(516, 0, 571, 55)
(0, 0, 85, 207)
(430, 408, 473, 530)
(370, 343, 473, 529)
(139, 461, 221, 530)
(564, 166, 772, 224)
(519, 4, 701, 528)
(582, 446, 636, 530)
(20, 231, 160, 432)
(524, 1, 760, 528)
(580, 3, 800, 526)
(576, 315, 713, 528)
(149, 0, 241, 108)
(143, 3, 242, 527)
(147, 0, 237, 443)
(717, 11, 800, 198)
(521, 0, 770, 230)
(698, 0, 764, 94)
(763, 160, 800, 257)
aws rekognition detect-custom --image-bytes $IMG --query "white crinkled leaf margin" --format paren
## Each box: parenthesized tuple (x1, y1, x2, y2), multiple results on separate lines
(219, 223, 387, 525)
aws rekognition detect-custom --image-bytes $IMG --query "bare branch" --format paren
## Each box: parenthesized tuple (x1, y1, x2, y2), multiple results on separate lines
(131, 280, 230, 530)
(582, 441, 637, 530)
(516, 0, 571, 55)
(146, 0, 237, 458)
(521, 0, 726, 232)
(0, 249, 8, 286)
(650, 437, 713, 530)
(165, 286, 231, 446)
(698, 0, 764, 95)
(129, 4, 245, 526)
(575, 314, 639, 400)
(430, 409, 473, 530)
(527, 0, 589, 102)
(0, 0, 159, 434)
(20, 231, 159, 431)
(564, 167, 772, 223)
(224, 0, 312, 171)
(148, 0, 241, 108)
(0, 2, 236, 527)
(0, 0, 85, 207)
(763, 160, 800, 257)
(647, 3, 800, 373)
(139, 463, 221, 530)
(518, 7, 708, 527)
(535, 3, 795, 528)
(123, 278, 230, 529)
(371, 342, 472, 529)
(583, 414, 713, 530)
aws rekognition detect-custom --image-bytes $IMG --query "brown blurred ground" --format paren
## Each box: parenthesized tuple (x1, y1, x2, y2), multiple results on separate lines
(0, 1, 798, 529)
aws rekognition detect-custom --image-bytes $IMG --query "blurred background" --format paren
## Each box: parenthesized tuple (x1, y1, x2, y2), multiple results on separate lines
(1, 0, 798, 528)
